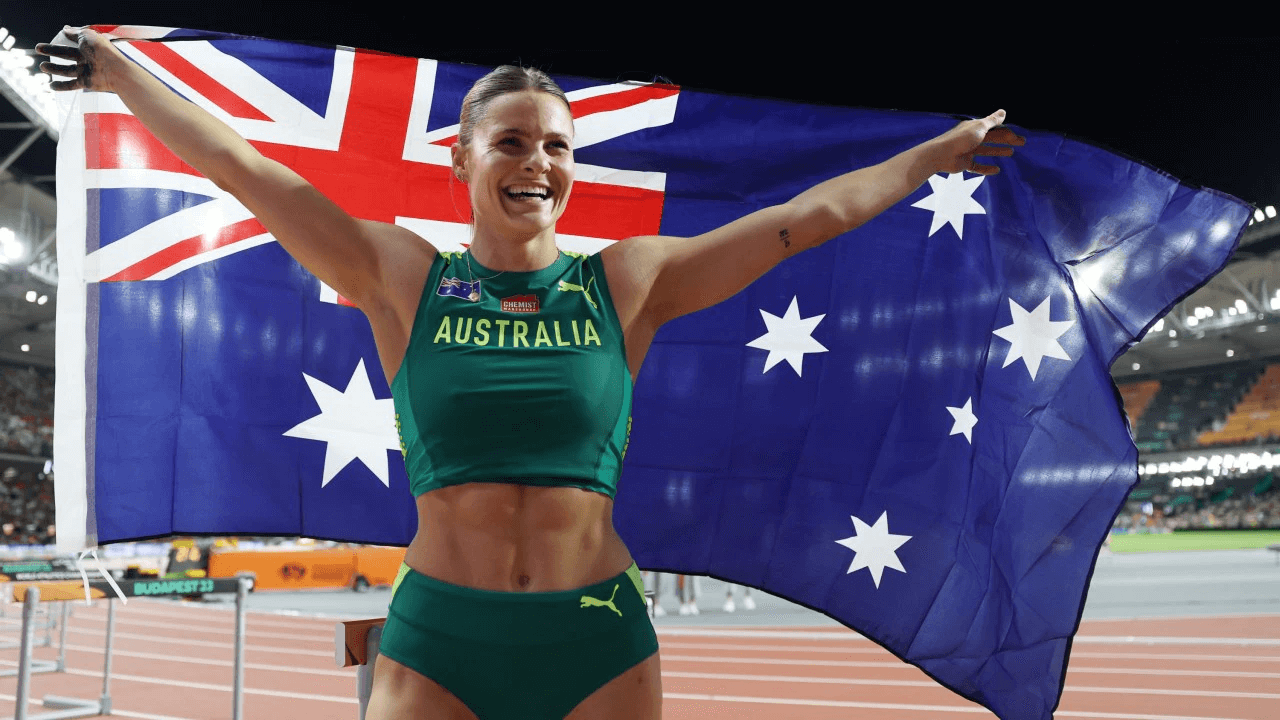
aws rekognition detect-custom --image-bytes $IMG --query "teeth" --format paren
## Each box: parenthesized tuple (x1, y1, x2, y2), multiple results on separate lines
(505, 185, 551, 199)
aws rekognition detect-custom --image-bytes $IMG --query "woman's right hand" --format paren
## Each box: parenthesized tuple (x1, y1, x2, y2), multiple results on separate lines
(36, 26, 122, 93)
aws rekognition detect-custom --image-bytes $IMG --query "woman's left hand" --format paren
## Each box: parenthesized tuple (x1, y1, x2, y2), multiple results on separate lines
(928, 110, 1026, 176)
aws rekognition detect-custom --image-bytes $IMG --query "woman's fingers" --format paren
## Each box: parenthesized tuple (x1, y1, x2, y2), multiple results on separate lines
(48, 78, 85, 92)
(973, 144, 1016, 158)
(984, 126, 1026, 146)
(39, 61, 79, 78)
(34, 43, 80, 60)
(968, 160, 1002, 176)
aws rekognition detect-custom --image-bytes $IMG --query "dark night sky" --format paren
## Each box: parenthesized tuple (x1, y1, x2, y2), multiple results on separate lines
(1, 5, 1277, 209)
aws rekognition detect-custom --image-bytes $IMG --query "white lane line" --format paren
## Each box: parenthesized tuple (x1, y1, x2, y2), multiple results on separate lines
(0, 691, 195, 720)
(62, 667, 356, 704)
(661, 641, 1280, 663)
(1072, 650, 1280, 663)
(657, 628, 1280, 646)
(663, 693, 1248, 720)
(662, 655, 1280, 678)
(665, 671, 1280, 699)
(61, 625, 332, 657)
(658, 628, 861, 640)
(65, 614, 333, 643)
(73, 603, 356, 630)
(1084, 612, 1280, 622)
(58, 643, 352, 676)
(1074, 635, 1280, 647)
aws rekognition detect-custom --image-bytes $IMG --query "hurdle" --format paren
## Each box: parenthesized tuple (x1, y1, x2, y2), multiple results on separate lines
(0, 600, 67, 678)
(11, 575, 253, 720)
(335, 589, 656, 718)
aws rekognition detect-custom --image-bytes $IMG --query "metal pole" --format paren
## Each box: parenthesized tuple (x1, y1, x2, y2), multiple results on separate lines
(15, 586, 38, 720)
(358, 625, 381, 720)
(233, 575, 248, 720)
(56, 601, 69, 671)
(0, 127, 42, 176)
(99, 598, 115, 715)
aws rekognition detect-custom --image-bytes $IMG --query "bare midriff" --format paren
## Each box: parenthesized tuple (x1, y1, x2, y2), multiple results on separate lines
(401, 482, 635, 593)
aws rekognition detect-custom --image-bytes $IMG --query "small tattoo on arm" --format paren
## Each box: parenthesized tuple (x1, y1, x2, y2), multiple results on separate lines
(779, 228, 791, 249)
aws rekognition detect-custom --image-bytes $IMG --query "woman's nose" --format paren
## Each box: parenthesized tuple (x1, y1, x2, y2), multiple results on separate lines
(524, 149, 551, 173)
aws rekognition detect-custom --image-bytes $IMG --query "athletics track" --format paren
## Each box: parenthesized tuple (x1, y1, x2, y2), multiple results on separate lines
(1, 600, 1278, 720)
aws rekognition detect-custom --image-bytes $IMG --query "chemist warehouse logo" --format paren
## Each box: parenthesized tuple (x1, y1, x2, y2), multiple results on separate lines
(501, 295, 540, 313)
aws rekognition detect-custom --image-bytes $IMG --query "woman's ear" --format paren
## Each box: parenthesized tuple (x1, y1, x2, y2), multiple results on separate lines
(451, 143, 468, 183)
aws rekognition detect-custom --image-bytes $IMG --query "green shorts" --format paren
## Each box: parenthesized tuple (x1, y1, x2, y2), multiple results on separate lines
(379, 562, 658, 719)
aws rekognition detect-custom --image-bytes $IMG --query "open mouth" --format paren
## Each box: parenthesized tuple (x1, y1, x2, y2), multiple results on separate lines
(503, 185, 554, 202)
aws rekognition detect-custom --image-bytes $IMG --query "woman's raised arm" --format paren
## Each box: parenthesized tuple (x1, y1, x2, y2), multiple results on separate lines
(37, 27, 431, 314)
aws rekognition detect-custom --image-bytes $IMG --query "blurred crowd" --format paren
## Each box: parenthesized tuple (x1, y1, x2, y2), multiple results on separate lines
(0, 466, 55, 545)
(1114, 491, 1280, 533)
(0, 363, 53, 457)
(1163, 494, 1280, 530)
(0, 361, 56, 545)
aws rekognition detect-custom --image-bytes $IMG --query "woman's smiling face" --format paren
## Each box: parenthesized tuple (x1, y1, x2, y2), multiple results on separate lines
(454, 89, 575, 241)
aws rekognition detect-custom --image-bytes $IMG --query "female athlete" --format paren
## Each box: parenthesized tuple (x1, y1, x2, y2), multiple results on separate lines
(40, 28, 1023, 719)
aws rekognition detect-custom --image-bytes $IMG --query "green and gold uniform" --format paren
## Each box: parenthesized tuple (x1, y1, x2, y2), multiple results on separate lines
(379, 250, 657, 719)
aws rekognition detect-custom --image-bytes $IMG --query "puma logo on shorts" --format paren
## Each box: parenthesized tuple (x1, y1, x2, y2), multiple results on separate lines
(579, 583, 622, 617)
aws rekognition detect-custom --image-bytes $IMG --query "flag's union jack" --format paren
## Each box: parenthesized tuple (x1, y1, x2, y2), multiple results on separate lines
(80, 25, 679, 305)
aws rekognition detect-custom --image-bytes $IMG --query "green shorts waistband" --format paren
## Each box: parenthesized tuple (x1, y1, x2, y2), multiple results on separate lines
(387, 563, 647, 645)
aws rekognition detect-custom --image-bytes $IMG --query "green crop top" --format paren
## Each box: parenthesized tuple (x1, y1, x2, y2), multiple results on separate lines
(391, 250, 633, 498)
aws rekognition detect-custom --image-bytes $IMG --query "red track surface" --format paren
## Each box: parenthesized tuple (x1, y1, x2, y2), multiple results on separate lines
(2, 601, 1278, 719)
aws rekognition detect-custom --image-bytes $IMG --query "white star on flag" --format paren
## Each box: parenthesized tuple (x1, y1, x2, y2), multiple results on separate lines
(284, 358, 400, 488)
(910, 172, 986, 239)
(835, 511, 911, 588)
(992, 297, 1076, 381)
(946, 398, 978, 443)
(746, 296, 828, 377)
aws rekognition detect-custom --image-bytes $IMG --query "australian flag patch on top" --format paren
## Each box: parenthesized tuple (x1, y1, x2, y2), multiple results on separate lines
(437, 276, 480, 300)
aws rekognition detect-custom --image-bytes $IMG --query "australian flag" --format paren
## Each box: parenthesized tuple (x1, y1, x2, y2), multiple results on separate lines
(52, 26, 1250, 720)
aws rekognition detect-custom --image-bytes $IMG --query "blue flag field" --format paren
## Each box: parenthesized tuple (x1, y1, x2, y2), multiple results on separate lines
(52, 26, 1251, 719)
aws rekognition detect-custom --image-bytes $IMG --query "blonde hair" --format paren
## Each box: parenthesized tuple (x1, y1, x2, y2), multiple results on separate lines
(457, 65, 571, 146)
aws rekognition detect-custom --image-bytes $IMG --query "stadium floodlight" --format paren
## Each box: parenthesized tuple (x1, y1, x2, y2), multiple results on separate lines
(1152, 319, 1165, 332)
(19, 343, 28, 352)
(1132, 362, 1140, 371)
(1187, 316, 1199, 327)
(0, 31, 62, 140)
(1206, 477, 1214, 485)
(1227, 349, 1235, 357)
(1258, 209, 1268, 223)
(0, 227, 21, 263)
(1268, 206, 1277, 219)
(1168, 329, 1177, 338)
(36, 294, 46, 305)
(1235, 299, 1248, 313)
(1170, 478, 1180, 487)
(24, 290, 35, 302)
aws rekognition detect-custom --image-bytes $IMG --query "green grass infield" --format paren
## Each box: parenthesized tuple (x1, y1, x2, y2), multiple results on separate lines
(1108, 530, 1280, 553)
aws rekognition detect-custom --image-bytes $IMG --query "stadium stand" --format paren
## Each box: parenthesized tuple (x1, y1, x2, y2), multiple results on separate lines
(1130, 364, 1263, 452)
(1119, 380, 1160, 432)
(1197, 364, 1280, 446)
